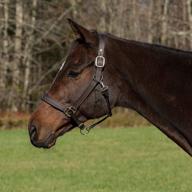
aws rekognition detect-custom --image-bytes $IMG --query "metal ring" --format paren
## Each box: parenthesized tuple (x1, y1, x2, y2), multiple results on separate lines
(80, 127, 90, 135)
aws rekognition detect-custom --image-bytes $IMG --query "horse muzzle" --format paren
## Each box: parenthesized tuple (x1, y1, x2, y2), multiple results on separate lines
(29, 125, 56, 148)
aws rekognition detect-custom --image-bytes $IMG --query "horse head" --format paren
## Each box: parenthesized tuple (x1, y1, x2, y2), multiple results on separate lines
(28, 19, 119, 148)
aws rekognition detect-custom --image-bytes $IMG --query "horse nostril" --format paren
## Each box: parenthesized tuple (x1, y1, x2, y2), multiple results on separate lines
(29, 125, 37, 140)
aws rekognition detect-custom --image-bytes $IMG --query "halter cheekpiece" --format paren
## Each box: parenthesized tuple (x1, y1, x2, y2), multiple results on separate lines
(41, 34, 112, 135)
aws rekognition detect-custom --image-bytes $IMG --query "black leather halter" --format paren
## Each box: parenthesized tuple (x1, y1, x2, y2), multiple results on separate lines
(41, 34, 112, 134)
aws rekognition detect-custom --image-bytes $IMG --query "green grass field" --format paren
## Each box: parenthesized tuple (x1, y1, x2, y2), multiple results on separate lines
(0, 127, 192, 192)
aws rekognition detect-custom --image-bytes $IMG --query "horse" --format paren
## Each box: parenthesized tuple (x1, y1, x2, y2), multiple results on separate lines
(29, 19, 192, 156)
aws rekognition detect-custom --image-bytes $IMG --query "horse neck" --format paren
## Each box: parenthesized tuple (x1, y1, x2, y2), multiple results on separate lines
(105, 35, 192, 156)
(105, 35, 152, 109)
(105, 34, 192, 109)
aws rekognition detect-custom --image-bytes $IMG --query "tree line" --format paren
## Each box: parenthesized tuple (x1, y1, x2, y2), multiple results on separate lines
(0, 0, 192, 112)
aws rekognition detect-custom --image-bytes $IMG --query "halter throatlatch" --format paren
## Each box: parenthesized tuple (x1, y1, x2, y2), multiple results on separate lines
(41, 34, 112, 135)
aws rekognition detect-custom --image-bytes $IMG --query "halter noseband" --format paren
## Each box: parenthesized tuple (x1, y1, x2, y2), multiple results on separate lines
(41, 34, 112, 135)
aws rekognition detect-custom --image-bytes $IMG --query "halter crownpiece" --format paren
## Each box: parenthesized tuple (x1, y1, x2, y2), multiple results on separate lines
(41, 33, 112, 135)
(95, 39, 105, 68)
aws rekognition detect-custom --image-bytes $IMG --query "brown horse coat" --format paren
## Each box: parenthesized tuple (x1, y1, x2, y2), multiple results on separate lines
(29, 19, 192, 156)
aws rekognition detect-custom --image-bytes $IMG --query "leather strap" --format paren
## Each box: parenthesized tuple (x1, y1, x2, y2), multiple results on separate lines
(41, 33, 112, 134)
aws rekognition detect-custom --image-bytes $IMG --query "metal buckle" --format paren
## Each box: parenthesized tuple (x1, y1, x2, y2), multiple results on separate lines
(95, 56, 105, 68)
(64, 106, 76, 117)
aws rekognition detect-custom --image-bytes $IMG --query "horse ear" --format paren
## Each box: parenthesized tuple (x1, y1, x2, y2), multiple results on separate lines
(67, 18, 96, 44)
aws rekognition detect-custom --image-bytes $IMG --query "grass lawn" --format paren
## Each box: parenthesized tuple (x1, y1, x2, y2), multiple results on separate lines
(0, 127, 191, 192)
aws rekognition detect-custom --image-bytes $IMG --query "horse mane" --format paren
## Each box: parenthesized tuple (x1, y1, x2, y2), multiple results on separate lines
(105, 32, 192, 57)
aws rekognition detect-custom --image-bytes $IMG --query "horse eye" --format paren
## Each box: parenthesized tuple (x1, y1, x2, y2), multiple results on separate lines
(66, 71, 80, 78)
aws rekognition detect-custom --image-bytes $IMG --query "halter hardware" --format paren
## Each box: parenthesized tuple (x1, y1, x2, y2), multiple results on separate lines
(95, 55, 105, 68)
(64, 106, 77, 118)
(41, 34, 112, 135)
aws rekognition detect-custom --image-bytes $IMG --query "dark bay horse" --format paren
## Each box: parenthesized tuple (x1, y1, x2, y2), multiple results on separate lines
(29, 19, 192, 156)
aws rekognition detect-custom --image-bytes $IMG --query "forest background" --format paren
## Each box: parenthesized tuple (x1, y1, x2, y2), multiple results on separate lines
(0, 0, 191, 128)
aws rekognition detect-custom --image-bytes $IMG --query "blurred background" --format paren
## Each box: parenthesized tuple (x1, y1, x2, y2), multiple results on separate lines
(0, 0, 192, 128)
